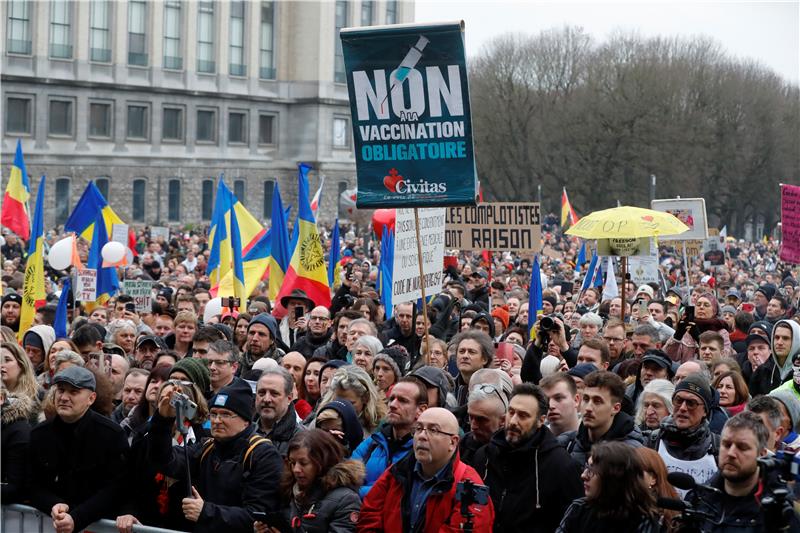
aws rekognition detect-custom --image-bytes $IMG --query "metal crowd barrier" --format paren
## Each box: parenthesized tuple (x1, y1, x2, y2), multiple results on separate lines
(1, 504, 186, 533)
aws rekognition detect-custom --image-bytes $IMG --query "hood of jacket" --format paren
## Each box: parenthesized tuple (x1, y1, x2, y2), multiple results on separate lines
(1, 391, 36, 425)
(25, 324, 56, 357)
(576, 411, 643, 449)
(771, 319, 800, 380)
(317, 399, 364, 454)
(490, 423, 562, 455)
(322, 459, 366, 492)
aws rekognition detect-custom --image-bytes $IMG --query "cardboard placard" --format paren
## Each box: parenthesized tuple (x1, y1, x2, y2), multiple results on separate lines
(75, 268, 97, 302)
(595, 237, 652, 257)
(651, 198, 709, 241)
(780, 184, 800, 264)
(444, 203, 541, 252)
(392, 208, 445, 305)
(111, 224, 129, 245)
(151, 226, 170, 242)
(121, 280, 154, 313)
(628, 239, 659, 284)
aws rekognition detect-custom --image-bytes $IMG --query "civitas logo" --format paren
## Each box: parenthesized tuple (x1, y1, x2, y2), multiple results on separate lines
(382, 168, 446, 194)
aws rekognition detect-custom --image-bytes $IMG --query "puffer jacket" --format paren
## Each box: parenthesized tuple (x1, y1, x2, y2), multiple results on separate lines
(352, 422, 414, 499)
(1, 391, 35, 502)
(358, 451, 495, 533)
(565, 411, 645, 467)
(472, 426, 584, 532)
(284, 459, 365, 533)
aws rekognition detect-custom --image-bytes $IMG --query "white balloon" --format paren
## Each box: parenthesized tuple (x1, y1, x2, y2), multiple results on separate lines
(101, 241, 126, 264)
(204, 297, 223, 324)
(48, 236, 74, 270)
(125, 247, 134, 266)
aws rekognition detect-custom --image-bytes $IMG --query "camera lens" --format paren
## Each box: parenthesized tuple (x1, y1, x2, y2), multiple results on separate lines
(541, 316, 555, 331)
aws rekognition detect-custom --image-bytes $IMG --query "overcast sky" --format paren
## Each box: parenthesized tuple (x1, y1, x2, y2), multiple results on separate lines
(414, 0, 799, 85)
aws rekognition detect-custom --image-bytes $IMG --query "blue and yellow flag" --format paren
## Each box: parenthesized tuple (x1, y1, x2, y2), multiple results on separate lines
(64, 182, 124, 242)
(327, 219, 341, 289)
(273, 164, 331, 318)
(54, 277, 71, 339)
(268, 182, 291, 302)
(289, 163, 312, 255)
(528, 255, 544, 339)
(228, 204, 246, 312)
(88, 209, 119, 305)
(18, 176, 46, 340)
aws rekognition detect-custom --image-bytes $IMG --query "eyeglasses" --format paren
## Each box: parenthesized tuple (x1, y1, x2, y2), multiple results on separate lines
(603, 336, 625, 343)
(412, 424, 457, 438)
(583, 464, 598, 478)
(207, 359, 233, 367)
(672, 396, 702, 410)
(209, 411, 239, 421)
(474, 383, 508, 408)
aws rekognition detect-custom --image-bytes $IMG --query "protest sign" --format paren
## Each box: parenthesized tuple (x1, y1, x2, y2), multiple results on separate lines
(111, 224, 129, 245)
(780, 184, 800, 264)
(628, 239, 659, 284)
(703, 229, 726, 267)
(122, 280, 154, 313)
(651, 198, 708, 241)
(151, 226, 170, 242)
(392, 208, 445, 304)
(341, 22, 477, 207)
(75, 268, 97, 302)
(595, 237, 652, 257)
(445, 203, 541, 252)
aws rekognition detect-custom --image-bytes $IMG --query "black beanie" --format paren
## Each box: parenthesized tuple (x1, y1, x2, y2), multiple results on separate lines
(209, 379, 254, 422)
(673, 374, 713, 416)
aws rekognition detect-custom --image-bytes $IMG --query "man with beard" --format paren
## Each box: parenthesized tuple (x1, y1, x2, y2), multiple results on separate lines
(380, 302, 421, 365)
(241, 314, 284, 374)
(290, 306, 332, 359)
(473, 383, 583, 532)
(1, 293, 21, 333)
(254, 367, 304, 456)
(686, 411, 799, 531)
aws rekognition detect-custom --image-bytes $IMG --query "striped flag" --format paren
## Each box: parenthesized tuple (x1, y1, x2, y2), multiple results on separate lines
(1, 140, 31, 239)
(561, 187, 580, 228)
(528, 255, 544, 339)
(18, 176, 46, 340)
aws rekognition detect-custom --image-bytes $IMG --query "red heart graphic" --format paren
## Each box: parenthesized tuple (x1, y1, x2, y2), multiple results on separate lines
(642, 215, 653, 222)
(383, 168, 403, 192)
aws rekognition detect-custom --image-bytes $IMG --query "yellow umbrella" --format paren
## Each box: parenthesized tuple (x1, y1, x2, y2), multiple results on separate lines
(565, 205, 689, 240)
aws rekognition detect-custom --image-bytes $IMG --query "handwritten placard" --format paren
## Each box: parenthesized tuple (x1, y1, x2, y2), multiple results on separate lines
(780, 184, 800, 264)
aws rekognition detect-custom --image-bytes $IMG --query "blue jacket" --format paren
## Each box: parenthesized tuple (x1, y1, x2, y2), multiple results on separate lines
(352, 422, 413, 499)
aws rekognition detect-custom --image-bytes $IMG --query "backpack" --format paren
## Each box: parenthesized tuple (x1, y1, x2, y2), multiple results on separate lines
(200, 433, 272, 470)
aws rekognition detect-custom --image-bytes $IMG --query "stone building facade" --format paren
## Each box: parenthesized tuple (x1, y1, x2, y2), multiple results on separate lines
(1, 0, 413, 229)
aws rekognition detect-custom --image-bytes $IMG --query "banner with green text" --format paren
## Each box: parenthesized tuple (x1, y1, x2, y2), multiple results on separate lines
(341, 21, 478, 208)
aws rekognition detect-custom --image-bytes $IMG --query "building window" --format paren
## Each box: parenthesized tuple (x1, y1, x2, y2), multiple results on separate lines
(132, 179, 146, 221)
(5, 96, 33, 135)
(333, 117, 349, 148)
(334, 1, 348, 83)
(228, 111, 247, 144)
(263, 180, 275, 219)
(163, 0, 182, 70)
(89, 102, 112, 138)
(128, 0, 148, 66)
(55, 178, 71, 224)
(162, 106, 184, 141)
(168, 179, 181, 221)
(49, 99, 74, 136)
(386, 0, 397, 24)
(234, 179, 246, 201)
(258, 114, 275, 145)
(361, 0, 373, 26)
(50, 0, 73, 59)
(201, 179, 214, 220)
(229, 0, 246, 76)
(196, 108, 217, 143)
(127, 104, 149, 140)
(197, 1, 215, 73)
(94, 177, 110, 199)
(7, 0, 32, 55)
(90, 0, 111, 62)
(259, 2, 275, 79)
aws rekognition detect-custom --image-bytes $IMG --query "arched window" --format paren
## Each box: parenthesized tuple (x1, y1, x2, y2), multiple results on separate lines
(168, 179, 181, 221)
(55, 177, 71, 225)
(201, 178, 214, 220)
(132, 178, 146, 222)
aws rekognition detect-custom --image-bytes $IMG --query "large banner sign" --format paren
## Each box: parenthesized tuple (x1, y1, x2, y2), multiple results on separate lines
(780, 184, 800, 264)
(445, 203, 541, 252)
(341, 22, 477, 208)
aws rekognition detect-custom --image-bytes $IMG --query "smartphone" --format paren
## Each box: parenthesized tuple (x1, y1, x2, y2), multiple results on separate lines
(125, 302, 136, 313)
(638, 299, 648, 316)
(294, 306, 304, 320)
(741, 302, 755, 313)
(684, 305, 695, 321)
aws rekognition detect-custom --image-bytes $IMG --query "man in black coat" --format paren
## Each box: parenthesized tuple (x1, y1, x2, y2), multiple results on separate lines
(29, 367, 129, 533)
(148, 379, 284, 533)
(473, 383, 583, 532)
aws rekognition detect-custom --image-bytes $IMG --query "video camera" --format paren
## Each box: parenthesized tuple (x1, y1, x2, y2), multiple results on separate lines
(758, 449, 800, 483)
(455, 480, 490, 532)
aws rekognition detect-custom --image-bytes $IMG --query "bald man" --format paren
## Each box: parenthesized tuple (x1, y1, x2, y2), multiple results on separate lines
(359, 408, 495, 531)
(290, 306, 332, 359)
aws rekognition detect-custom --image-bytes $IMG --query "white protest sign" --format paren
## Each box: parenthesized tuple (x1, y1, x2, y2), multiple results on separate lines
(628, 239, 659, 284)
(122, 280, 154, 313)
(75, 268, 97, 302)
(151, 226, 170, 242)
(651, 198, 708, 241)
(111, 224, 129, 245)
(392, 208, 446, 306)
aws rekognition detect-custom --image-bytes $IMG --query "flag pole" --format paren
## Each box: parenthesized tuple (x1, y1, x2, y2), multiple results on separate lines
(413, 208, 432, 365)
(620, 255, 627, 324)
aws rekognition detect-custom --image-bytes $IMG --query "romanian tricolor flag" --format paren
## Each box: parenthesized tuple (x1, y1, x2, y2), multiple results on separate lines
(527, 255, 544, 340)
(273, 164, 331, 318)
(64, 182, 124, 243)
(17, 176, 46, 341)
(561, 187, 580, 228)
(2, 140, 31, 239)
(268, 182, 291, 302)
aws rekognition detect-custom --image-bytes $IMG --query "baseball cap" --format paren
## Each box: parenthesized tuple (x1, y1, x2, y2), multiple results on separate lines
(136, 335, 168, 351)
(53, 366, 96, 391)
(635, 285, 655, 299)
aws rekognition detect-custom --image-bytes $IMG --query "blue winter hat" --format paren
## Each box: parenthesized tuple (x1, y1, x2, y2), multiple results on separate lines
(249, 312, 278, 340)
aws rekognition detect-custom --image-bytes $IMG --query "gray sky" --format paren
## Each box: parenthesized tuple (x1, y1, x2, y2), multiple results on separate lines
(414, 0, 800, 85)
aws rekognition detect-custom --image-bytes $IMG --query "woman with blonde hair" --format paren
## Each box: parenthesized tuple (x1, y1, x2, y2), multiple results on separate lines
(0, 342, 42, 422)
(318, 365, 387, 436)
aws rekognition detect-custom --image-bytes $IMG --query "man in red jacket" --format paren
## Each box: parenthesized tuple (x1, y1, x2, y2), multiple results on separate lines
(358, 407, 495, 532)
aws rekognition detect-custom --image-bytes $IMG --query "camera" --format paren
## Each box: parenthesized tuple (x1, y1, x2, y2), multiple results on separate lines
(455, 479, 490, 506)
(758, 449, 800, 482)
(540, 316, 557, 331)
(221, 297, 241, 309)
(170, 391, 197, 422)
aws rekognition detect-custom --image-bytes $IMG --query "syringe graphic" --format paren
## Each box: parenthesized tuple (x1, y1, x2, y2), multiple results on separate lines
(380, 35, 430, 115)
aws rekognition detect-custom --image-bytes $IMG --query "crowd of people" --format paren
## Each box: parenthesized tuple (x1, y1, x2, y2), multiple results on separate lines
(1, 218, 800, 532)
